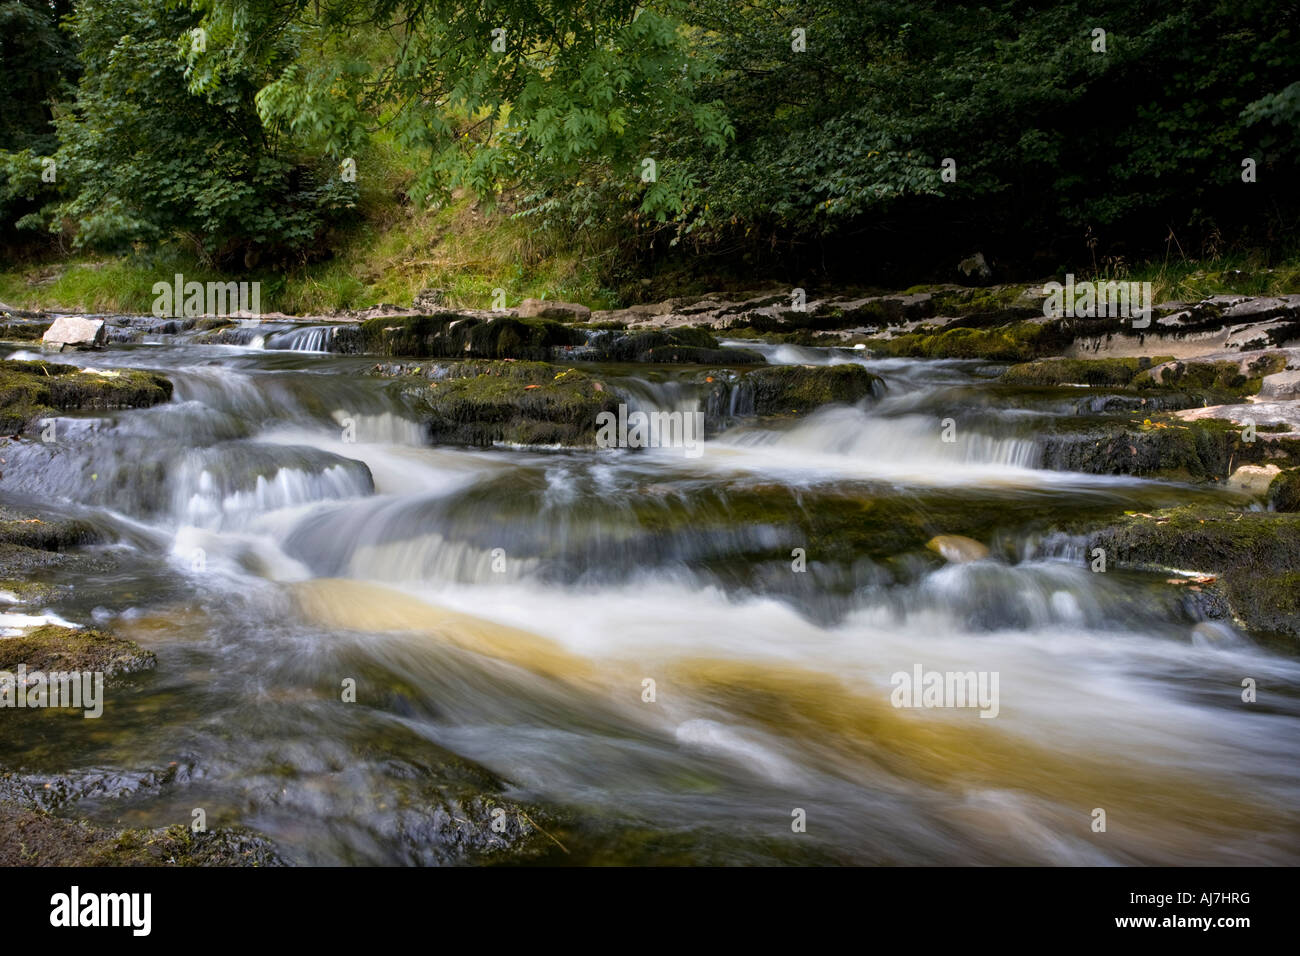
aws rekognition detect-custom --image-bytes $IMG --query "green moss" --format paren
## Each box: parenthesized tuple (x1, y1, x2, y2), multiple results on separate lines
(1269, 469, 1300, 512)
(862, 321, 1070, 361)
(397, 360, 620, 446)
(1132, 358, 1274, 397)
(930, 285, 1031, 317)
(1225, 571, 1300, 641)
(0, 624, 156, 678)
(0, 509, 103, 551)
(1039, 415, 1300, 481)
(0, 359, 172, 435)
(1002, 353, 1290, 399)
(0, 321, 51, 342)
(0, 579, 58, 604)
(727, 364, 882, 415)
(1088, 507, 1300, 640)
(1001, 356, 1173, 387)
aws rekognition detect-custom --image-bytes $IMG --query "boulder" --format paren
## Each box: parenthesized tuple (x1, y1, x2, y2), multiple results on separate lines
(41, 317, 105, 351)
(516, 298, 591, 322)
(1226, 463, 1281, 496)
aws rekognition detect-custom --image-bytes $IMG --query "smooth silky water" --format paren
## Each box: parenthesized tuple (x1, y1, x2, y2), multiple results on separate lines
(3, 334, 1297, 864)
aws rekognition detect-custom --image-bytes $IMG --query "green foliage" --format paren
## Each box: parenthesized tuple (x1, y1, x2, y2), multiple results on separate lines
(195, 0, 731, 225)
(672, 0, 1300, 257)
(4, 0, 1300, 279)
(0, 0, 78, 155)
(17, 0, 357, 263)
(0, 0, 80, 246)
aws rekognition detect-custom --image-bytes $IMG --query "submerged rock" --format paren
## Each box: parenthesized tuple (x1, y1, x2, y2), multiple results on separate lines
(0, 506, 112, 578)
(1226, 463, 1281, 496)
(0, 792, 281, 867)
(0, 624, 156, 678)
(926, 535, 991, 563)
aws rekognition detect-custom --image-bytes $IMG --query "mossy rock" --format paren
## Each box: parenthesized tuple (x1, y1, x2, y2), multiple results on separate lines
(587, 327, 764, 364)
(355, 313, 583, 359)
(0, 321, 51, 342)
(1090, 508, 1300, 573)
(930, 286, 1039, 320)
(1223, 571, 1300, 640)
(732, 364, 882, 415)
(1269, 469, 1300, 512)
(862, 320, 1071, 361)
(400, 360, 620, 446)
(1001, 356, 1173, 387)
(1039, 416, 1300, 480)
(0, 359, 172, 435)
(0, 579, 59, 604)
(1088, 507, 1300, 639)
(727, 307, 874, 335)
(0, 510, 102, 551)
(0, 625, 156, 678)
(0, 802, 281, 866)
(0, 506, 111, 576)
(1132, 355, 1285, 398)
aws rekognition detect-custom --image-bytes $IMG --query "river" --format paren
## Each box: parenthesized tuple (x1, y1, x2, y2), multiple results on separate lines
(2, 327, 1297, 865)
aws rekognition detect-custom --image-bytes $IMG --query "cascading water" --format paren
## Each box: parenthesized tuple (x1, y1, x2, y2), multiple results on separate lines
(264, 324, 341, 352)
(2, 340, 1297, 865)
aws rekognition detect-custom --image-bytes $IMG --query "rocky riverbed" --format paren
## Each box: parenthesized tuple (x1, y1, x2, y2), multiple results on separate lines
(2, 285, 1299, 865)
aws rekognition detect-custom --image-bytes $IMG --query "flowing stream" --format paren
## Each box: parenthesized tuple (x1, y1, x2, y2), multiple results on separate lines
(3, 331, 1298, 865)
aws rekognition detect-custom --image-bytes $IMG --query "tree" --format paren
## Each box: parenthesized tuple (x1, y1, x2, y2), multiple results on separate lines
(18, 0, 355, 263)
(193, 0, 731, 218)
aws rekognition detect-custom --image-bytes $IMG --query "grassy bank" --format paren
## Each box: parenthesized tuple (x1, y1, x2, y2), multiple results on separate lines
(4, 203, 1300, 317)
(0, 192, 620, 316)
